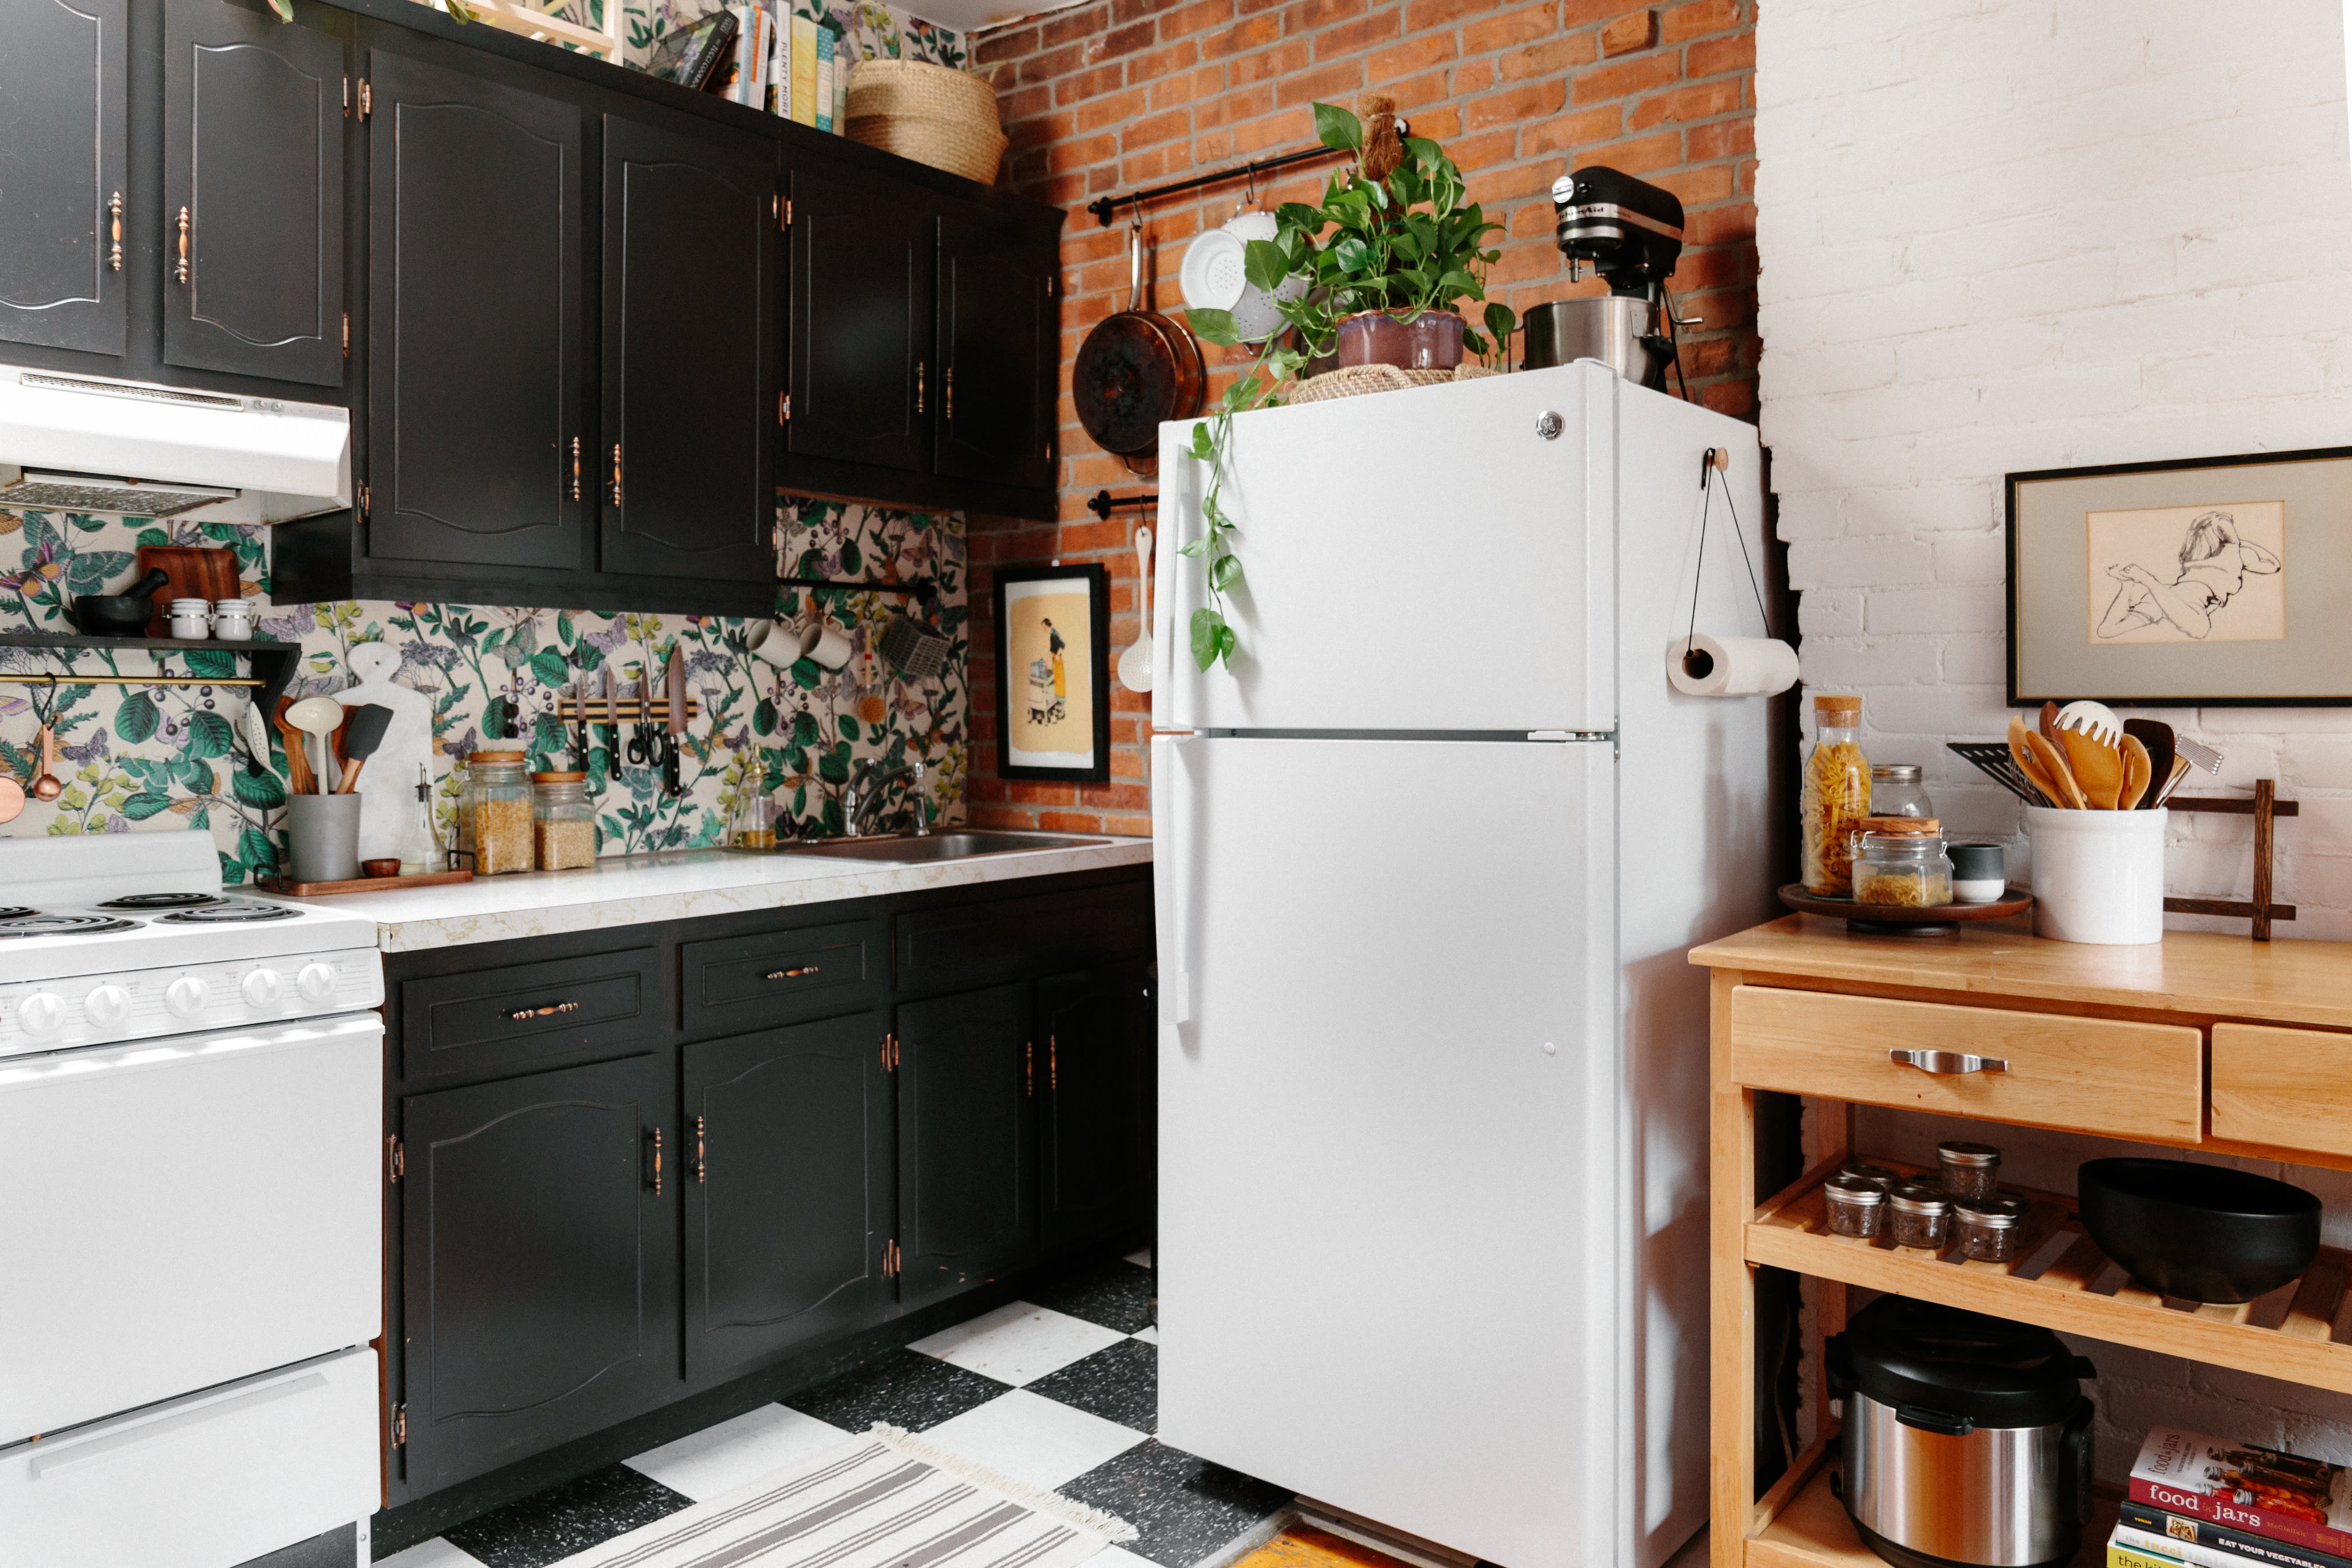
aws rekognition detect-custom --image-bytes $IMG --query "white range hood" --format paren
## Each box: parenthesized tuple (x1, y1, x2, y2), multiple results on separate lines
(0, 363, 350, 524)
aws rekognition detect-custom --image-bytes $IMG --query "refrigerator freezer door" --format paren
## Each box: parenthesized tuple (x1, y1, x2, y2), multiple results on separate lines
(1152, 733, 1620, 1568)
(1153, 361, 1615, 733)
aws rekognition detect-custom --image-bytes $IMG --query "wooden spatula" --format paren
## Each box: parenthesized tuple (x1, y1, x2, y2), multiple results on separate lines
(2024, 728, 2087, 808)
(2118, 734, 2154, 810)
(2057, 724, 2123, 809)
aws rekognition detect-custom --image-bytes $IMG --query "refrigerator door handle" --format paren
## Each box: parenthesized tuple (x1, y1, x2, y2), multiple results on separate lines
(1153, 436, 1195, 732)
(1152, 734, 1196, 1024)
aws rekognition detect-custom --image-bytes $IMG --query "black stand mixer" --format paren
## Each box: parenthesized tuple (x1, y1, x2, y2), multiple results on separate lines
(1521, 165, 1690, 389)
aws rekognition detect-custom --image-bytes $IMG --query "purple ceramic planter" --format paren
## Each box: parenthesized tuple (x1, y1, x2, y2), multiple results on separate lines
(1333, 309, 1464, 371)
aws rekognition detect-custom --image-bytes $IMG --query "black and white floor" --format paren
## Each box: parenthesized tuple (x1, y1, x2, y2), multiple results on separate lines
(382, 1250, 1292, 1568)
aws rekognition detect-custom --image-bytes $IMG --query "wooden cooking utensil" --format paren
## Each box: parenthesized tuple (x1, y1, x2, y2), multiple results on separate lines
(274, 696, 316, 796)
(333, 704, 394, 794)
(2153, 754, 2194, 806)
(2118, 734, 2154, 810)
(2039, 701, 2063, 751)
(2057, 724, 2123, 810)
(2122, 719, 2176, 809)
(2007, 715, 2069, 808)
(2024, 728, 2087, 809)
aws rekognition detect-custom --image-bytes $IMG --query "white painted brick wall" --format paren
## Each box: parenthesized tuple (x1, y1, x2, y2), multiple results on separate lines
(1758, 0, 2352, 1472)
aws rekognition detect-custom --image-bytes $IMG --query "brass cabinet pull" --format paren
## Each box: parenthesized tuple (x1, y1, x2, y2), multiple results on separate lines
(765, 964, 818, 980)
(175, 206, 190, 284)
(915, 361, 925, 414)
(504, 1000, 580, 1021)
(109, 192, 123, 272)
(692, 1114, 707, 1184)
(944, 364, 953, 422)
(1049, 1035, 1057, 1092)
(646, 1125, 662, 1195)
(1025, 1040, 1033, 1096)
(571, 436, 580, 500)
(610, 443, 622, 506)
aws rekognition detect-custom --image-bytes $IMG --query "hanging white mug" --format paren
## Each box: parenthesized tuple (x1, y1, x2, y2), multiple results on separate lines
(803, 621, 854, 671)
(743, 620, 802, 670)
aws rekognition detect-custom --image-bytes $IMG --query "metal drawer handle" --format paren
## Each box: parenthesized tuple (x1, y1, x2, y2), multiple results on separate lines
(765, 964, 819, 980)
(505, 1000, 581, 1021)
(1889, 1047, 2007, 1075)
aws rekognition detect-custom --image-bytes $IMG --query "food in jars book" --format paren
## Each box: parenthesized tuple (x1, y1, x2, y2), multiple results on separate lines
(2132, 1429, 2352, 1555)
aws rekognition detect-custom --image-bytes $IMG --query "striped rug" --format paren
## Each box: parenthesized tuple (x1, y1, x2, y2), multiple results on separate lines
(555, 1425, 1138, 1568)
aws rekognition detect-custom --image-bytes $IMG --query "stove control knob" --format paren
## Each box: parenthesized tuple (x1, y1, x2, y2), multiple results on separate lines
(296, 962, 337, 1003)
(241, 969, 284, 1009)
(165, 975, 211, 1020)
(84, 984, 130, 1028)
(17, 992, 62, 1034)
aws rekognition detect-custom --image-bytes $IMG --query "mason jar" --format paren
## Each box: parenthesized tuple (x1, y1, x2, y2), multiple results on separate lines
(462, 750, 533, 876)
(1937, 1140, 2003, 1201)
(1869, 763, 1934, 820)
(1887, 1179, 1952, 1251)
(532, 770, 597, 870)
(1853, 818, 1953, 908)
(1953, 1194, 2031, 1262)
(1825, 1175, 1887, 1240)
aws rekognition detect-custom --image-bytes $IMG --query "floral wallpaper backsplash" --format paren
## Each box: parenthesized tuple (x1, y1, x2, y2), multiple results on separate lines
(0, 499, 967, 886)
(613, 0, 968, 75)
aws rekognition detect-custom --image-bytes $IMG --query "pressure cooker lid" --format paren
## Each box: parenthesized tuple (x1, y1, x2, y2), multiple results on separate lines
(1835, 1296, 2090, 1427)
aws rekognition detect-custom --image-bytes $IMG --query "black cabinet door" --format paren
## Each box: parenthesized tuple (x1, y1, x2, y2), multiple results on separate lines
(600, 110, 778, 584)
(162, 0, 346, 387)
(0, 0, 128, 356)
(399, 1053, 674, 1495)
(1037, 963, 1152, 1253)
(682, 1011, 892, 1382)
(896, 981, 1035, 1307)
(935, 206, 1056, 491)
(787, 162, 930, 474)
(365, 44, 586, 571)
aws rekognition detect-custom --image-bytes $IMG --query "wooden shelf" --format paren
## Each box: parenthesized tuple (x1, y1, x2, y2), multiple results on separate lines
(1748, 1155, 2352, 1396)
(1750, 1451, 2117, 1568)
(0, 631, 301, 708)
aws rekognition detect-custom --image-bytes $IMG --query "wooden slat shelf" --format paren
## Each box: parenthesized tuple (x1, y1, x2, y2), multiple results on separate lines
(1748, 1157, 2352, 1396)
(1751, 1453, 2118, 1568)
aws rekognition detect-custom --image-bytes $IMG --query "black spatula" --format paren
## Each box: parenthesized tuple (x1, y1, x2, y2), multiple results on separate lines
(332, 704, 394, 795)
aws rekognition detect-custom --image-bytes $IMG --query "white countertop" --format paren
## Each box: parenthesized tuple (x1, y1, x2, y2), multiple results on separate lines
(257, 833, 1152, 953)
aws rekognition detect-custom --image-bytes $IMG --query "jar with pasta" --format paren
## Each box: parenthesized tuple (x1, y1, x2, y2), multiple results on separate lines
(461, 750, 533, 876)
(1801, 694, 1871, 895)
(532, 770, 598, 870)
(1853, 818, 1953, 907)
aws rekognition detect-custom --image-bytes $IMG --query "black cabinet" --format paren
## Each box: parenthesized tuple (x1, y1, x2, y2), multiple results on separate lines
(598, 109, 780, 585)
(0, 0, 129, 356)
(935, 207, 1057, 493)
(787, 162, 930, 476)
(895, 981, 1037, 1308)
(682, 1011, 893, 1381)
(398, 1052, 675, 1495)
(163, 0, 347, 386)
(364, 42, 587, 574)
(1038, 964, 1152, 1253)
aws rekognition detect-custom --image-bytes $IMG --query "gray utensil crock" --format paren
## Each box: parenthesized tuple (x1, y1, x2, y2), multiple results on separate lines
(285, 793, 363, 884)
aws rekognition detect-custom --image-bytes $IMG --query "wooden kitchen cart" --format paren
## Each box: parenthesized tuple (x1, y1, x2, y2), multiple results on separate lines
(1691, 917, 2352, 1568)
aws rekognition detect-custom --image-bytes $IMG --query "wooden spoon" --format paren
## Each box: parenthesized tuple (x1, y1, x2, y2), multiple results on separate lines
(2057, 725, 2123, 809)
(2118, 734, 2154, 810)
(274, 696, 316, 796)
(2008, 715, 2070, 808)
(2024, 728, 2087, 808)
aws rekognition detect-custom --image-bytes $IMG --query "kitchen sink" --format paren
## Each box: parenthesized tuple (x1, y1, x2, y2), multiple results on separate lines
(765, 831, 1114, 863)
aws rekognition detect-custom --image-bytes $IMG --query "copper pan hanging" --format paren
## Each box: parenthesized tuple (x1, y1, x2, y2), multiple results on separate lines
(1073, 214, 1203, 463)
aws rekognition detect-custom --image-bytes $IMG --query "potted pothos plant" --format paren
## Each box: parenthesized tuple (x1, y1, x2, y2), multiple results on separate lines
(1178, 97, 1515, 672)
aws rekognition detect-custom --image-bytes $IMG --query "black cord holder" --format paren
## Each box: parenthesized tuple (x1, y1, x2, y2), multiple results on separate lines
(1086, 490, 1157, 521)
(779, 575, 936, 602)
(1086, 144, 1351, 227)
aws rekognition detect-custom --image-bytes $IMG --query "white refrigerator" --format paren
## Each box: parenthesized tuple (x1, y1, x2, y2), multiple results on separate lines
(1149, 361, 1776, 1568)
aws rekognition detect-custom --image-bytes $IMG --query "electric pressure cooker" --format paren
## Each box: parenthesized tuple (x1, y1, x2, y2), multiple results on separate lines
(1828, 1297, 2096, 1568)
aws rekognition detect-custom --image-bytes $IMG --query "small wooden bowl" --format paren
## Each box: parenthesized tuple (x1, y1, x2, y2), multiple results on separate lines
(1776, 883, 2033, 938)
(361, 858, 404, 879)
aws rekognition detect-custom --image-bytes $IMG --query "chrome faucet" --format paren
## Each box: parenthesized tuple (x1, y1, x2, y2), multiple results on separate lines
(844, 759, 928, 837)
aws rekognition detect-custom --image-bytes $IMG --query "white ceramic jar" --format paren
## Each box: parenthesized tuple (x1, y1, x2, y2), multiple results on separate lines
(167, 598, 212, 639)
(2028, 805, 2167, 943)
(211, 597, 252, 642)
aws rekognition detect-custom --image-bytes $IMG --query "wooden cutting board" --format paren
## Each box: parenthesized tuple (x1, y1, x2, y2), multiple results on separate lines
(136, 545, 242, 637)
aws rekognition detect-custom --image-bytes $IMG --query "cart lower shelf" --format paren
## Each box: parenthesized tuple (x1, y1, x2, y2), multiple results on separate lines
(1750, 1456, 2118, 1568)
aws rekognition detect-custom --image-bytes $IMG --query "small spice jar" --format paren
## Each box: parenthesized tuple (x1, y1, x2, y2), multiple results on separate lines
(1886, 1179, 1952, 1250)
(531, 770, 597, 870)
(1852, 818, 1953, 907)
(1825, 1175, 1888, 1239)
(1869, 763, 1934, 820)
(1937, 1140, 2003, 1200)
(1838, 1159, 1901, 1191)
(1953, 1194, 2031, 1262)
(462, 750, 533, 876)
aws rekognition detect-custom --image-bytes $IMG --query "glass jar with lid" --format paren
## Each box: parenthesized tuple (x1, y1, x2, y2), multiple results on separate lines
(1937, 1140, 2003, 1200)
(1852, 817, 1953, 908)
(1953, 1194, 2031, 1262)
(1825, 1175, 1887, 1239)
(1886, 1179, 1952, 1251)
(532, 771, 597, 870)
(1837, 1159, 1901, 1192)
(1802, 694, 1871, 896)
(1869, 763, 1933, 820)
(462, 750, 533, 876)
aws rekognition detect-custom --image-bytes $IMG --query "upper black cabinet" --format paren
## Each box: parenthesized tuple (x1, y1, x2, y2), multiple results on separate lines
(163, 0, 347, 386)
(788, 162, 930, 476)
(365, 43, 586, 573)
(600, 111, 779, 584)
(936, 207, 1057, 494)
(0, 0, 129, 356)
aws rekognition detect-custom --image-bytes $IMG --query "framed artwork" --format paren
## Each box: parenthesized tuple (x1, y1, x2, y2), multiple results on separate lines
(2007, 445, 2352, 706)
(994, 563, 1111, 783)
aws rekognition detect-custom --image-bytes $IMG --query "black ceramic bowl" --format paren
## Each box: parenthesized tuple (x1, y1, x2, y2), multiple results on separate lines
(2078, 1158, 2321, 1303)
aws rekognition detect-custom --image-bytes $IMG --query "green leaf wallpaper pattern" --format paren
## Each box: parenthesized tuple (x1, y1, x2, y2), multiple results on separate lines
(0, 499, 966, 887)
(616, 0, 968, 75)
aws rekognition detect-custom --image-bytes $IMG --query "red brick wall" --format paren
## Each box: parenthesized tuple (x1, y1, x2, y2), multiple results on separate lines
(962, 0, 1757, 833)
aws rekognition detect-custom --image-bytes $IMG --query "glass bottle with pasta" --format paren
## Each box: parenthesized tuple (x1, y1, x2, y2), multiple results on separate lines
(1801, 694, 1871, 895)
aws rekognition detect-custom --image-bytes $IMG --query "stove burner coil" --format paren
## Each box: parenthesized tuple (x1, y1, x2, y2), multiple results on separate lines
(0, 913, 142, 937)
(96, 892, 226, 910)
(155, 902, 301, 924)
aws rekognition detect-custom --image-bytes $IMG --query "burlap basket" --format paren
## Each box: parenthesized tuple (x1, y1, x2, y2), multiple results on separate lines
(846, 59, 1006, 184)
(1281, 362, 1501, 405)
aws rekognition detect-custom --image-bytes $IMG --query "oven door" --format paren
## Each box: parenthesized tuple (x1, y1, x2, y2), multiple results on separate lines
(0, 1011, 382, 1442)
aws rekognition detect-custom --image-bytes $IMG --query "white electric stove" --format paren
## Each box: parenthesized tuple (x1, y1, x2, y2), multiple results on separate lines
(0, 830, 383, 1568)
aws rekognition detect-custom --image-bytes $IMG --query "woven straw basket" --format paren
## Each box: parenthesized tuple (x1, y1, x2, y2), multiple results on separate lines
(846, 59, 1007, 184)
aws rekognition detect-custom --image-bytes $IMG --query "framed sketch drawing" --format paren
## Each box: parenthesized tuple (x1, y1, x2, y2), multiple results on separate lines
(2007, 445, 2352, 706)
(994, 563, 1112, 782)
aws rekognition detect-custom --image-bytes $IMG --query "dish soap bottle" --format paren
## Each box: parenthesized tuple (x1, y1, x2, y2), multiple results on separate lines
(399, 764, 441, 876)
(1801, 693, 1871, 896)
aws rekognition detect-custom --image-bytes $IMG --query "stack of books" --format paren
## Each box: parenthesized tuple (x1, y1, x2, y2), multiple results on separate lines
(644, 4, 850, 133)
(2113, 1428, 2352, 1568)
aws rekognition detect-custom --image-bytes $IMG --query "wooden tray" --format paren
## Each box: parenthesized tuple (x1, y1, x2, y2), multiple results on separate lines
(136, 544, 242, 638)
(1776, 882, 2032, 937)
(256, 868, 473, 897)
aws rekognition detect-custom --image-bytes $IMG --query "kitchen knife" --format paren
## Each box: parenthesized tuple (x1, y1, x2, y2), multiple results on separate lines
(663, 642, 686, 794)
(602, 666, 621, 779)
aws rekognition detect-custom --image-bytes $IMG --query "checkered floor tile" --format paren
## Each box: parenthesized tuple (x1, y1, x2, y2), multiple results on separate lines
(378, 1254, 1288, 1568)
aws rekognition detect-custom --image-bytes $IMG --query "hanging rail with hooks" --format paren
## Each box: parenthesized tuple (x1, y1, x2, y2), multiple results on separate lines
(0, 631, 297, 705)
(778, 576, 936, 602)
(1086, 490, 1157, 521)
(1086, 144, 1351, 227)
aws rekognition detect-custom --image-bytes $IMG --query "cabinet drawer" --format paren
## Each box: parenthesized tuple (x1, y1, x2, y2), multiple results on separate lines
(2213, 1023, 2352, 1156)
(1727, 984, 2203, 1144)
(682, 920, 880, 1037)
(400, 947, 660, 1080)
(897, 886, 1149, 985)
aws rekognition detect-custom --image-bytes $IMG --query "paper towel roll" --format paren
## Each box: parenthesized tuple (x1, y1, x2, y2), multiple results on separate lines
(1666, 633, 1800, 697)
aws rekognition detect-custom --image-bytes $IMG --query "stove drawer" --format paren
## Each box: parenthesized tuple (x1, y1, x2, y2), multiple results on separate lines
(402, 946, 661, 1080)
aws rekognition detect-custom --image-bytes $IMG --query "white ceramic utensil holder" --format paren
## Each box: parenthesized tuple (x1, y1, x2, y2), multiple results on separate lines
(2028, 805, 2167, 944)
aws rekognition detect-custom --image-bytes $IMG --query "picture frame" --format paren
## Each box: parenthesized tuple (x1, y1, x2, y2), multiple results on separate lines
(993, 563, 1112, 783)
(2006, 445, 2352, 707)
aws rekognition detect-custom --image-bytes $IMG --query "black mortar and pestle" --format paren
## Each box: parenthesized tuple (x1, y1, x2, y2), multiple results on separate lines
(70, 568, 172, 636)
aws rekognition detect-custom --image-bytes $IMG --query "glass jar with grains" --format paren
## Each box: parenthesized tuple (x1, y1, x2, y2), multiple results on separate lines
(1869, 763, 1933, 820)
(1801, 694, 1870, 895)
(462, 750, 533, 876)
(1853, 818, 1953, 907)
(532, 771, 597, 870)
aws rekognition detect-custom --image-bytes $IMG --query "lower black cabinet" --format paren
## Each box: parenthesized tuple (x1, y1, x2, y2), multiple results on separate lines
(896, 981, 1036, 1308)
(683, 1011, 894, 1382)
(1038, 963, 1153, 1253)
(399, 1053, 675, 1495)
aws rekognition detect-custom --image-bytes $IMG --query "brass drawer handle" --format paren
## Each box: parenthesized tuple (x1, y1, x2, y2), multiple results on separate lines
(646, 1125, 662, 1195)
(1889, 1047, 2007, 1075)
(109, 192, 123, 272)
(505, 1000, 580, 1021)
(175, 206, 190, 284)
(571, 436, 580, 501)
(765, 964, 819, 980)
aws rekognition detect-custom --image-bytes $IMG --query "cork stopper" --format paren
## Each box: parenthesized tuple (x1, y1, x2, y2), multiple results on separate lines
(468, 750, 526, 763)
(1856, 815, 1938, 836)
(531, 770, 587, 784)
(1812, 693, 1861, 719)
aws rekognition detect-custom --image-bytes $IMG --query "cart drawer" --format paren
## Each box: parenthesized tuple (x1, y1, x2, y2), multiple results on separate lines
(2213, 1023, 2352, 1156)
(1727, 984, 2203, 1143)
